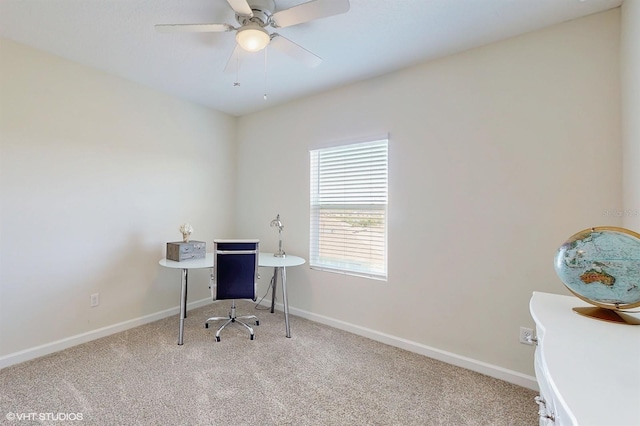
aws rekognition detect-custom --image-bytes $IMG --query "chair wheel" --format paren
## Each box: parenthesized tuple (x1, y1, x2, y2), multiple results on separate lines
(205, 323, 209, 328)
(250, 335, 255, 340)
(255, 320, 260, 326)
(216, 336, 220, 342)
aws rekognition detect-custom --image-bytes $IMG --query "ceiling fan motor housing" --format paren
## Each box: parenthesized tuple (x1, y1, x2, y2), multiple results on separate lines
(236, 0, 275, 27)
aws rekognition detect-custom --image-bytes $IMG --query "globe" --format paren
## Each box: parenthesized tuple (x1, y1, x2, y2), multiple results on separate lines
(554, 226, 640, 324)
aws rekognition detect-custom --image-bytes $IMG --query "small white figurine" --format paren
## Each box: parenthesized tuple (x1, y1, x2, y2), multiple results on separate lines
(179, 223, 193, 242)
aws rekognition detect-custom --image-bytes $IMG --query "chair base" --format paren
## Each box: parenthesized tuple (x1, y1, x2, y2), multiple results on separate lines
(204, 300, 259, 341)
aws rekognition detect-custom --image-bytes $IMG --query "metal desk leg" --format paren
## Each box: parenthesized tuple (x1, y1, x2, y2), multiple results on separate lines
(178, 268, 188, 345)
(270, 267, 279, 314)
(281, 267, 291, 338)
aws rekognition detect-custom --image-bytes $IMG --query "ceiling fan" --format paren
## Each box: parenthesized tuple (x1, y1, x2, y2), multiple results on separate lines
(155, 0, 350, 71)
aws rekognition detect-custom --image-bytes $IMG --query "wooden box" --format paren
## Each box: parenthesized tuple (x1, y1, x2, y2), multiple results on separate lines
(166, 241, 206, 262)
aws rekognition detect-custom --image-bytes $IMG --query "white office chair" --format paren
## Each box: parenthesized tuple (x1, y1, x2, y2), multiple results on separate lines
(204, 239, 260, 341)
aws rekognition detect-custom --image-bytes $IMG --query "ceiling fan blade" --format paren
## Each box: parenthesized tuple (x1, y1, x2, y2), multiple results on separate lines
(271, 0, 350, 28)
(226, 0, 253, 16)
(224, 44, 243, 74)
(155, 23, 235, 33)
(270, 34, 322, 68)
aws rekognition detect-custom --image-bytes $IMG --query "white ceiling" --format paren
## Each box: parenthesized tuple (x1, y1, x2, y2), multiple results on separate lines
(0, 0, 622, 116)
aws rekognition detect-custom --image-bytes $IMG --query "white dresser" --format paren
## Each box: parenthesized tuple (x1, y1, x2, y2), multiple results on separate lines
(529, 291, 640, 426)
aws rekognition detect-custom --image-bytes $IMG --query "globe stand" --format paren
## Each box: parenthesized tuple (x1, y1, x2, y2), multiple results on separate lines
(573, 306, 640, 325)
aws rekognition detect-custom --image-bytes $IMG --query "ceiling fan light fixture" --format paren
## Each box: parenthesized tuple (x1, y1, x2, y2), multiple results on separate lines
(236, 25, 270, 52)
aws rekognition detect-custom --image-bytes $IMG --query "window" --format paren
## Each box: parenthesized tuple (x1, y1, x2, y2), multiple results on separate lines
(309, 138, 388, 280)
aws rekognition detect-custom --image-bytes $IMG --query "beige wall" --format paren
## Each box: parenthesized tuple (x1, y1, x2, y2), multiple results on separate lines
(0, 9, 626, 385)
(236, 10, 622, 381)
(622, 0, 640, 231)
(0, 39, 236, 358)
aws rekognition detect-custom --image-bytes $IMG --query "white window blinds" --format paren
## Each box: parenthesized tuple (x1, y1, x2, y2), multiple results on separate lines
(309, 139, 388, 280)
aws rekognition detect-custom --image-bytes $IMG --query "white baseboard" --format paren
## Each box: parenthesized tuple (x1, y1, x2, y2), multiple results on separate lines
(260, 300, 539, 392)
(0, 298, 212, 370)
(2, 298, 539, 392)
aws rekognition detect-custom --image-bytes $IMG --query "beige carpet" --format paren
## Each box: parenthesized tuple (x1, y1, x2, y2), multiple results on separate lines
(0, 301, 538, 425)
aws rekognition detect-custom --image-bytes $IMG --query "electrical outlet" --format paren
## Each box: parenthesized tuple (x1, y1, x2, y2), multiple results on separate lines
(90, 293, 99, 307)
(519, 326, 534, 345)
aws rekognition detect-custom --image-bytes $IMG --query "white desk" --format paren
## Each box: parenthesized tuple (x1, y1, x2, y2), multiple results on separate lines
(259, 253, 306, 338)
(159, 254, 214, 345)
(159, 252, 305, 344)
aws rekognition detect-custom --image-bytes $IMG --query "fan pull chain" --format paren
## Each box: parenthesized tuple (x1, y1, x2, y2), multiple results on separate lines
(263, 48, 268, 100)
(234, 48, 240, 87)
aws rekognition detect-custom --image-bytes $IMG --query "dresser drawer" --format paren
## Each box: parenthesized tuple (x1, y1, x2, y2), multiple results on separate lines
(534, 347, 556, 425)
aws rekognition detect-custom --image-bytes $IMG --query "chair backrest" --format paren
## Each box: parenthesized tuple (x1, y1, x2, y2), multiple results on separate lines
(211, 239, 259, 301)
